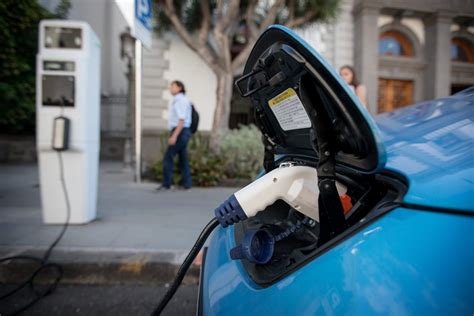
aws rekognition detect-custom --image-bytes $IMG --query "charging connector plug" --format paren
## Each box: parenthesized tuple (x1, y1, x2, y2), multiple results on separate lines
(214, 165, 320, 227)
(214, 195, 248, 228)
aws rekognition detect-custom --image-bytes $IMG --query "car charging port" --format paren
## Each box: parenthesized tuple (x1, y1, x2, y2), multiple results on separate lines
(230, 229, 275, 264)
(232, 158, 401, 286)
(230, 216, 318, 265)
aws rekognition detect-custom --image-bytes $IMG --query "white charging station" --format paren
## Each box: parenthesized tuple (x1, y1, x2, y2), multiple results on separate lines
(36, 20, 101, 224)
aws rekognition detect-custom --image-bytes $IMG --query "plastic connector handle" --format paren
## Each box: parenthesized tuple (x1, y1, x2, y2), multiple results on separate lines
(235, 165, 320, 222)
(214, 165, 321, 227)
(214, 195, 248, 228)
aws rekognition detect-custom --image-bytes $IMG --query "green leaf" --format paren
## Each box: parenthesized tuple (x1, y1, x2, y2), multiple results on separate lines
(0, 0, 54, 134)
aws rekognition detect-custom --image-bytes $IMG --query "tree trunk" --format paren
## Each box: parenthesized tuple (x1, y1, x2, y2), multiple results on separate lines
(212, 72, 234, 131)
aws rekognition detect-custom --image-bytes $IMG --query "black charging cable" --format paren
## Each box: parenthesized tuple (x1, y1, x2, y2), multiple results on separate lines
(0, 150, 71, 315)
(151, 217, 219, 315)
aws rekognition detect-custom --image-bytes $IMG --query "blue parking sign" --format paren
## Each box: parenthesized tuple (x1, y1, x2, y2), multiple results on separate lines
(136, 0, 152, 31)
(134, 0, 153, 48)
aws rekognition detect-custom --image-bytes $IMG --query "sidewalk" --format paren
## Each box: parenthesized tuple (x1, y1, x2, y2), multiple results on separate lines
(0, 162, 238, 284)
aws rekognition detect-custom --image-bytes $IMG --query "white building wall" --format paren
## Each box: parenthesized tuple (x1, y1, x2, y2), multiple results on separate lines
(67, 0, 129, 96)
(401, 18, 425, 44)
(162, 33, 217, 132)
(296, 24, 330, 61)
(378, 15, 394, 28)
(378, 15, 425, 45)
(332, 0, 355, 70)
(295, 0, 355, 72)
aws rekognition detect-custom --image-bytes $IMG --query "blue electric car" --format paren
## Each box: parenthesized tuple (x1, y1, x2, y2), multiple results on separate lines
(199, 26, 474, 315)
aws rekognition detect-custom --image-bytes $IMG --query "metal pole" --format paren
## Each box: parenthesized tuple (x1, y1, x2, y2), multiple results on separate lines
(134, 41, 142, 183)
(123, 57, 133, 169)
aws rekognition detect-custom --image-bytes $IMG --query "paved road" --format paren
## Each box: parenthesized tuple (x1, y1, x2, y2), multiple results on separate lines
(0, 284, 198, 316)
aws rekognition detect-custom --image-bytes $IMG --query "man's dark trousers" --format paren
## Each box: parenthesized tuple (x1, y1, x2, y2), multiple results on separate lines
(162, 128, 192, 189)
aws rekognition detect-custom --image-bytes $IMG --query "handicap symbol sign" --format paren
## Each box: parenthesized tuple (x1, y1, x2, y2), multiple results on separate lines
(135, 0, 152, 31)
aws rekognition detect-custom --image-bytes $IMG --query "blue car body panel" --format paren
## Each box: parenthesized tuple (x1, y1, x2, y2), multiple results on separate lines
(376, 92, 474, 212)
(201, 25, 474, 315)
(203, 209, 473, 315)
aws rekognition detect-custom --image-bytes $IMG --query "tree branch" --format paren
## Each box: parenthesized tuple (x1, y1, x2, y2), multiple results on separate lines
(286, 11, 317, 28)
(161, 0, 222, 74)
(198, 0, 211, 48)
(213, 0, 238, 72)
(161, 0, 197, 51)
(258, 0, 285, 32)
(221, 0, 241, 32)
(245, 0, 258, 40)
(231, 0, 285, 73)
(232, 1, 317, 73)
(216, 0, 224, 13)
(212, 27, 232, 72)
(288, 0, 295, 22)
(231, 37, 256, 74)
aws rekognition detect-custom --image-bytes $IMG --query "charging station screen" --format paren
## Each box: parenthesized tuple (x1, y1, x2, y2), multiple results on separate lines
(42, 75, 75, 107)
(43, 61, 75, 72)
(44, 27, 82, 49)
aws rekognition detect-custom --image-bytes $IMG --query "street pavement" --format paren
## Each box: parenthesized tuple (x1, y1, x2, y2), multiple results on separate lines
(0, 162, 239, 314)
(0, 162, 238, 262)
(0, 284, 198, 315)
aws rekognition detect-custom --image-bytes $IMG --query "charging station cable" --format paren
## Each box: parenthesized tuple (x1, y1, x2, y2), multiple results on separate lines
(151, 217, 219, 315)
(0, 145, 71, 315)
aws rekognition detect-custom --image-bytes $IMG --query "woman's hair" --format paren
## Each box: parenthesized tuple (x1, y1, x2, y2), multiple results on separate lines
(340, 65, 360, 87)
(171, 80, 186, 94)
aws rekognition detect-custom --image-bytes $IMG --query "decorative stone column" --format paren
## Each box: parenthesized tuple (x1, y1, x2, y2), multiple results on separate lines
(353, 0, 381, 114)
(423, 10, 454, 100)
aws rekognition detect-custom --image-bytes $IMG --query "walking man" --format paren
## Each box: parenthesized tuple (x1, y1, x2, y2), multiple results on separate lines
(157, 80, 192, 190)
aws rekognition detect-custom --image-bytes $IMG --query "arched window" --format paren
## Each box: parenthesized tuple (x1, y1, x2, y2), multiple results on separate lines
(379, 31, 414, 57)
(451, 37, 474, 63)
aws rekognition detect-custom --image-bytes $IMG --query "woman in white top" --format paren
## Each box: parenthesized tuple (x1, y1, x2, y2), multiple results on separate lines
(339, 65, 367, 107)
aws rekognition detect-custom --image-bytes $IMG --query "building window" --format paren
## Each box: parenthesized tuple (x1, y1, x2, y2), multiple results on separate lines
(451, 37, 474, 63)
(379, 31, 414, 57)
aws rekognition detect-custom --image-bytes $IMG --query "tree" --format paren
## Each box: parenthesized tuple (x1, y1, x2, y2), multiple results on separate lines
(0, 0, 70, 134)
(55, 0, 72, 19)
(156, 0, 341, 131)
(0, 0, 53, 134)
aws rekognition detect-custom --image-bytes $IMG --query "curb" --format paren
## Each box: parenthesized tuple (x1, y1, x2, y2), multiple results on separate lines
(0, 247, 199, 286)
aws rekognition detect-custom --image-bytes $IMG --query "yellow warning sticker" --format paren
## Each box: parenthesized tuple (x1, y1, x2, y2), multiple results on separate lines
(268, 88, 297, 107)
(268, 88, 311, 131)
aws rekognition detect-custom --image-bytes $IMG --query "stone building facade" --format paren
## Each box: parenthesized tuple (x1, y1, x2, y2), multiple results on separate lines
(260, 0, 474, 115)
(35, 0, 473, 166)
(352, 0, 474, 114)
